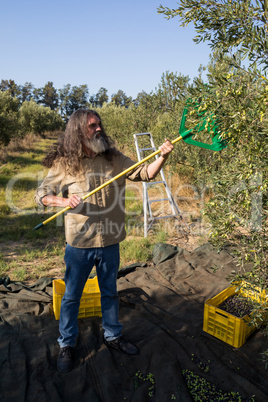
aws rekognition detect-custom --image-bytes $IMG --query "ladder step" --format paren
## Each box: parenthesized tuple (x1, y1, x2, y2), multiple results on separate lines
(146, 181, 165, 186)
(140, 147, 155, 152)
(148, 214, 180, 221)
(134, 133, 151, 136)
(149, 198, 169, 204)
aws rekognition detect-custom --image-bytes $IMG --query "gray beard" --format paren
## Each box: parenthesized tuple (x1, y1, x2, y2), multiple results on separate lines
(84, 133, 109, 154)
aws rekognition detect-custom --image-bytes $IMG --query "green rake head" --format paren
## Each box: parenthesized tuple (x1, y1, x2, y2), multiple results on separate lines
(179, 101, 227, 151)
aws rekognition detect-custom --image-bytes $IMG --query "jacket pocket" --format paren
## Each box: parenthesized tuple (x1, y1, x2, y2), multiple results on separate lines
(68, 180, 90, 197)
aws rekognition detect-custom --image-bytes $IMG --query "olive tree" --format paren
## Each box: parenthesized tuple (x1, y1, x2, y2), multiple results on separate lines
(158, 0, 268, 70)
(0, 91, 20, 145)
(19, 100, 64, 135)
(159, 0, 268, 365)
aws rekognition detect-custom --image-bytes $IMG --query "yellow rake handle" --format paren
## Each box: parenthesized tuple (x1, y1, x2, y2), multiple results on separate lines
(33, 136, 184, 230)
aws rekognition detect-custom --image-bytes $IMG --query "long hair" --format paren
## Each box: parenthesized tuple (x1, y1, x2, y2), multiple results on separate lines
(43, 109, 117, 174)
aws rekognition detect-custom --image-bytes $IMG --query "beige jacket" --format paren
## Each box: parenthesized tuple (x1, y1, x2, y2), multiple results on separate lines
(34, 151, 150, 248)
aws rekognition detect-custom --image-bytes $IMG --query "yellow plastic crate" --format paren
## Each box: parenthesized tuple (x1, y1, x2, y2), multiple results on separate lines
(53, 277, 102, 320)
(203, 281, 267, 348)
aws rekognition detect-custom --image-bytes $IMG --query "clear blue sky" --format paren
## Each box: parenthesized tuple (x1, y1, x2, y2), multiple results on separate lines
(1, 0, 212, 99)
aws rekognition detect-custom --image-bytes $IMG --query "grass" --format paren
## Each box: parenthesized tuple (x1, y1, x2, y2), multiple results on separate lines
(120, 237, 153, 266)
(0, 132, 204, 283)
(0, 132, 67, 282)
(0, 252, 9, 274)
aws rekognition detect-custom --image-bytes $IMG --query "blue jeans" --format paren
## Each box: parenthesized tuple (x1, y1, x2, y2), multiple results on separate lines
(58, 243, 123, 348)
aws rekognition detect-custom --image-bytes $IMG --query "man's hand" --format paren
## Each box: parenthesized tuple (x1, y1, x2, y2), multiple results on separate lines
(42, 194, 83, 209)
(64, 195, 83, 209)
(159, 139, 174, 159)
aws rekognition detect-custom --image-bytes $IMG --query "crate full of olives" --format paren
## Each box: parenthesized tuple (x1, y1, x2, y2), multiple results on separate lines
(203, 281, 267, 347)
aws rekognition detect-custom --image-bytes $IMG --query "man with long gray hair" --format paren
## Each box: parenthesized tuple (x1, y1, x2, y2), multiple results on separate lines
(35, 109, 173, 373)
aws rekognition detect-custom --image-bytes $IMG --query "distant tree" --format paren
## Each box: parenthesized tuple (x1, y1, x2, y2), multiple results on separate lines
(20, 82, 34, 102)
(40, 81, 59, 110)
(69, 85, 89, 111)
(130, 90, 162, 132)
(132, 90, 150, 107)
(59, 84, 72, 119)
(156, 71, 190, 110)
(111, 90, 132, 107)
(59, 84, 89, 119)
(19, 99, 63, 135)
(0, 91, 20, 144)
(90, 87, 109, 107)
(0, 79, 21, 98)
(33, 87, 43, 104)
(89, 94, 96, 106)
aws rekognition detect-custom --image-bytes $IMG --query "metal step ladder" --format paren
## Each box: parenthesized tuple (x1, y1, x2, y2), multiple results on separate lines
(133, 132, 188, 237)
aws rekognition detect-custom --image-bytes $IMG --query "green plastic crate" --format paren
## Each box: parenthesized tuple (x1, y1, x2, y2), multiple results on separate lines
(53, 277, 102, 320)
(203, 281, 267, 347)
